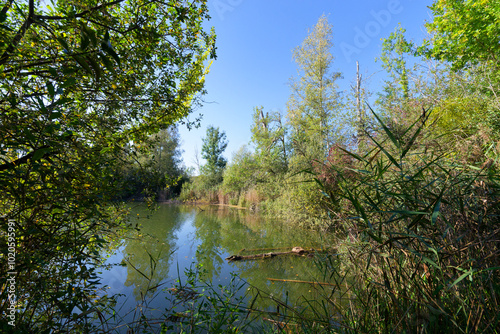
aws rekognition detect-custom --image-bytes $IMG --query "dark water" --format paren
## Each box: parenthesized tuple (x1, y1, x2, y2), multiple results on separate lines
(97, 204, 338, 330)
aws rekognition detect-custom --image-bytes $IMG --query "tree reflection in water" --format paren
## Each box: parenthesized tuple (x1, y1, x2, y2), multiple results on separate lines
(99, 204, 338, 325)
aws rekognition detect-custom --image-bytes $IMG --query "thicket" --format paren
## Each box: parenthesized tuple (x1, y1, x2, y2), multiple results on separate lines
(307, 106, 500, 332)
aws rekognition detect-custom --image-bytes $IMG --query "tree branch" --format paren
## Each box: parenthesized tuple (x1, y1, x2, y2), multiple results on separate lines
(0, 145, 50, 172)
(0, 0, 15, 19)
(2, 49, 100, 74)
(85, 17, 139, 35)
(1, 0, 127, 67)
(34, 0, 126, 21)
(0, 0, 35, 66)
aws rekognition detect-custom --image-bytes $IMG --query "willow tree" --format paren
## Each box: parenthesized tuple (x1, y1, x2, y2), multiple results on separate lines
(251, 106, 288, 177)
(287, 15, 343, 170)
(0, 0, 215, 331)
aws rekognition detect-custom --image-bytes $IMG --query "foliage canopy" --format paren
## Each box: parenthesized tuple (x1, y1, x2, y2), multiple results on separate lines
(424, 0, 500, 69)
(0, 0, 215, 331)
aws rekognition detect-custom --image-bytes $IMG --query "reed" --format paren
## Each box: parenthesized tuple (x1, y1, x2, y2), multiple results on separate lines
(305, 106, 500, 333)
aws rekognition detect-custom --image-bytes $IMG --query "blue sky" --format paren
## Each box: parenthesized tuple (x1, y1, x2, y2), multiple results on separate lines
(179, 0, 434, 172)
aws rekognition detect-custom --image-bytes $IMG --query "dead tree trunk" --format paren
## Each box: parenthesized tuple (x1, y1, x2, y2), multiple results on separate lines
(226, 247, 311, 262)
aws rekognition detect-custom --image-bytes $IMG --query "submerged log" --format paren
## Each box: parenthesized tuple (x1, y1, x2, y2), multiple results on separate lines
(226, 247, 312, 262)
(239, 247, 293, 253)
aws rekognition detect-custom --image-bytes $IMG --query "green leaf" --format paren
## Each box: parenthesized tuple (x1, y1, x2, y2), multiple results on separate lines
(72, 54, 93, 75)
(448, 270, 474, 289)
(423, 256, 439, 269)
(100, 147, 112, 154)
(33, 147, 51, 161)
(367, 104, 400, 149)
(48, 67, 58, 77)
(47, 82, 55, 98)
(367, 231, 383, 244)
(390, 210, 427, 216)
(87, 28, 97, 47)
(56, 36, 70, 51)
(101, 31, 120, 66)
(365, 131, 401, 169)
(61, 77, 76, 88)
(99, 53, 115, 73)
(431, 198, 441, 225)
(337, 146, 367, 163)
(87, 56, 101, 81)
(80, 30, 90, 51)
(49, 111, 62, 120)
(401, 119, 423, 159)
(407, 213, 426, 229)
(61, 130, 73, 139)
(102, 44, 120, 66)
(366, 251, 373, 270)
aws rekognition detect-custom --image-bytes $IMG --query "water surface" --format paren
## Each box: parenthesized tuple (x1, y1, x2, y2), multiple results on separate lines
(98, 204, 337, 329)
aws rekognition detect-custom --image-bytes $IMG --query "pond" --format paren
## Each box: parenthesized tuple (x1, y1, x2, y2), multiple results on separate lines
(97, 204, 340, 332)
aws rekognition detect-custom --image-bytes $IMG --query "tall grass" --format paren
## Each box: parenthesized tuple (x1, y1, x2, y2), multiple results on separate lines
(308, 107, 500, 332)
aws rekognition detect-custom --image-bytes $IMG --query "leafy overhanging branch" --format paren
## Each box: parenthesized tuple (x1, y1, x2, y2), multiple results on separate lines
(0, 145, 52, 172)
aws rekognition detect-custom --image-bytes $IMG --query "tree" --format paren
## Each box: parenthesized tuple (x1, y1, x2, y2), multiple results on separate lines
(287, 15, 343, 169)
(251, 106, 288, 177)
(0, 0, 215, 330)
(266, 15, 345, 226)
(377, 24, 413, 110)
(222, 145, 257, 194)
(118, 126, 184, 200)
(421, 0, 500, 139)
(423, 0, 500, 70)
(200, 125, 228, 186)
